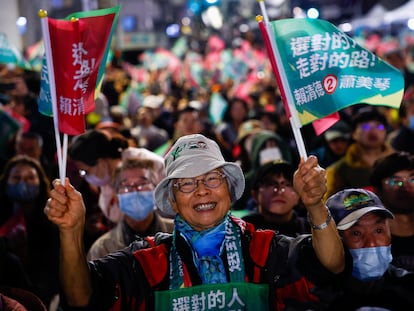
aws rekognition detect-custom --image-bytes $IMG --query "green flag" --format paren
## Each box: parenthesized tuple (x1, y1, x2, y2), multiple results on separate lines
(270, 18, 404, 126)
(0, 33, 31, 69)
(66, 6, 120, 96)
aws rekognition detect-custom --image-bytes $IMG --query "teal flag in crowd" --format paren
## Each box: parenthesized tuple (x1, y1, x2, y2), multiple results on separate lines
(209, 90, 228, 125)
(0, 33, 31, 69)
(270, 18, 404, 126)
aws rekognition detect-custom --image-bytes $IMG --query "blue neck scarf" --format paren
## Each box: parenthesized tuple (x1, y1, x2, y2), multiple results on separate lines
(175, 214, 226, 256)
(173, 214, 229, 285)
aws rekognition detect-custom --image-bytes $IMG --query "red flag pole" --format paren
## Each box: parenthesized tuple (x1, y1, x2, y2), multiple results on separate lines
(256, 12, 308, 160)
(257, 15, 290, 119)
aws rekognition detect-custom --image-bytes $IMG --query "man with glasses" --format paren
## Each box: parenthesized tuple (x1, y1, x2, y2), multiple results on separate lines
(325, 107, 394, 199)
(86, 148, 174, 260)
(370, 151, 414, 271)
(44, 134, 345, 310)
(242, 160, 310, 236)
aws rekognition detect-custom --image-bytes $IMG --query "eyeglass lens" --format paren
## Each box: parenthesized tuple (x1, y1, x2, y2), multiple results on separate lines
(175, 171, 225, 193)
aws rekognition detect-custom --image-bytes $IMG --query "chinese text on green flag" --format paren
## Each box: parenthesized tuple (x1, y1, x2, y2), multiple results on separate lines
(270, 18, 404, 126)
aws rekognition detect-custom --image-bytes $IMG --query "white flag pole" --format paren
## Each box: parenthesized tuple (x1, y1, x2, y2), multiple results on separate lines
(39, 10, 66, 184)
(62, 133, 68, 184)
(257, 0, 308, 160)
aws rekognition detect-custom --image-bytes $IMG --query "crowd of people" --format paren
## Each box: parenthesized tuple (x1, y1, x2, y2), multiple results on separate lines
(1, 24, 414, 311)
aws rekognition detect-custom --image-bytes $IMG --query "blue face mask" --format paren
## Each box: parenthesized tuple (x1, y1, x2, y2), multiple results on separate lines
(117, 190, 155, 221)
(6, 182, 40, 203)
(349, 246, 392, 281)
(408, 115, 414, 131)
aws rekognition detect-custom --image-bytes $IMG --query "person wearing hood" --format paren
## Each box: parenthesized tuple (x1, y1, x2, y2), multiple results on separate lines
(232, 130, 294, 212)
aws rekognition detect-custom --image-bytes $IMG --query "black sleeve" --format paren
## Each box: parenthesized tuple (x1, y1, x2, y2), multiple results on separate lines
(60, 240, 151, 311)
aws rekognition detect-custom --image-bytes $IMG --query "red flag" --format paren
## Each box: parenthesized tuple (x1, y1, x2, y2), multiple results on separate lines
(312, 112, 340, 135)
(47, 12, 116, 135)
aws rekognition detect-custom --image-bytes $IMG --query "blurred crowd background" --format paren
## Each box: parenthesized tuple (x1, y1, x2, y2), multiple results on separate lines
(2, 0, 414, 310)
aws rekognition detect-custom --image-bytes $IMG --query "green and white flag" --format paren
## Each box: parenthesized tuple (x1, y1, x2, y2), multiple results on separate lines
(270, 18, 404, 126)
(0, 33, 31, 69)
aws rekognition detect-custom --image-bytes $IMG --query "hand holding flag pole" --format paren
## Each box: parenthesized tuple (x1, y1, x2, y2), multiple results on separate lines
(38, 6, 120, 185)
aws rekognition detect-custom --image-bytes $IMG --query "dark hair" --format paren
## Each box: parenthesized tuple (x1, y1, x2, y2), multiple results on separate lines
(68, 129, 129, 166)
(0, 155, 51, 225)
(258, 110, 280, 126)
(370, 151, 414, 189)
(113, 158, 156, 191)
(351, 107, 388, 131)
(222, 97, 248, 123)
(398, 86, 414, 119)
(252, 160, 295, 190)
(16, 131, 44, 147)
(172, 105, 199, 124)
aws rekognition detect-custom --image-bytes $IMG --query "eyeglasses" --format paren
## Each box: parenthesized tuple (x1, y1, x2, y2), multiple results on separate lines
(360, 123, 385, 132)
(173, 171, 226, 193)
(259, 182, 293, 193)
(384, 176, 414, 188)
(118, 181, 153, 194)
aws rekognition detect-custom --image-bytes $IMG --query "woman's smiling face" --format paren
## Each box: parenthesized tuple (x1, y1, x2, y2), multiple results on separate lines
(171, 170, 231, 232)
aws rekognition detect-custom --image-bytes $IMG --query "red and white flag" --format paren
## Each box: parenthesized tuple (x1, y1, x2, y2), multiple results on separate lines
(46, 8, 118, 135)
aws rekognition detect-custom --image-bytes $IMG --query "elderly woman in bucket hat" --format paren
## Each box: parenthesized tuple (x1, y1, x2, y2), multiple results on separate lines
(44, 134, 344, 310)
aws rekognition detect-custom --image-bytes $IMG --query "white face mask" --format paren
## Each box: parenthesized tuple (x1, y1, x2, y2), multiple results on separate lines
(259, 147, 282, 165)
(85, 172, 111, 187)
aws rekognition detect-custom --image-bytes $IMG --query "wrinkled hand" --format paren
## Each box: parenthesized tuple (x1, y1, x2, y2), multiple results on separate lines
(293, 156, 327, 210)
(44, 178, 86, 232)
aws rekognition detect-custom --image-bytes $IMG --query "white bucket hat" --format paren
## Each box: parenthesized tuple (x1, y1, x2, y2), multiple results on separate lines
(122, 147, 166, 184)
(154, 134, 245, 216)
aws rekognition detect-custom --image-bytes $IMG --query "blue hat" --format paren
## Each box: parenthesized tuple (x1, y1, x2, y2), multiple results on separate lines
(326, 188, 394, 230)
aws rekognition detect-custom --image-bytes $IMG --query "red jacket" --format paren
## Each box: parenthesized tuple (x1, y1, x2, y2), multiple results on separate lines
(63, 217, 337, 310)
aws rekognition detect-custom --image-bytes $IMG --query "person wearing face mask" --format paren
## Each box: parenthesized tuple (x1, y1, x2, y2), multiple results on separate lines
(86, 148, 173, 260)
(326, 188, 414, 310)
(232, 130, 294, 212)
(370, 151, 414, 272)
(45, 133, 345, 310)
(68, 129, 131, 224)
(388, 85, 414, 154)
(0, 155, 60, 309)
